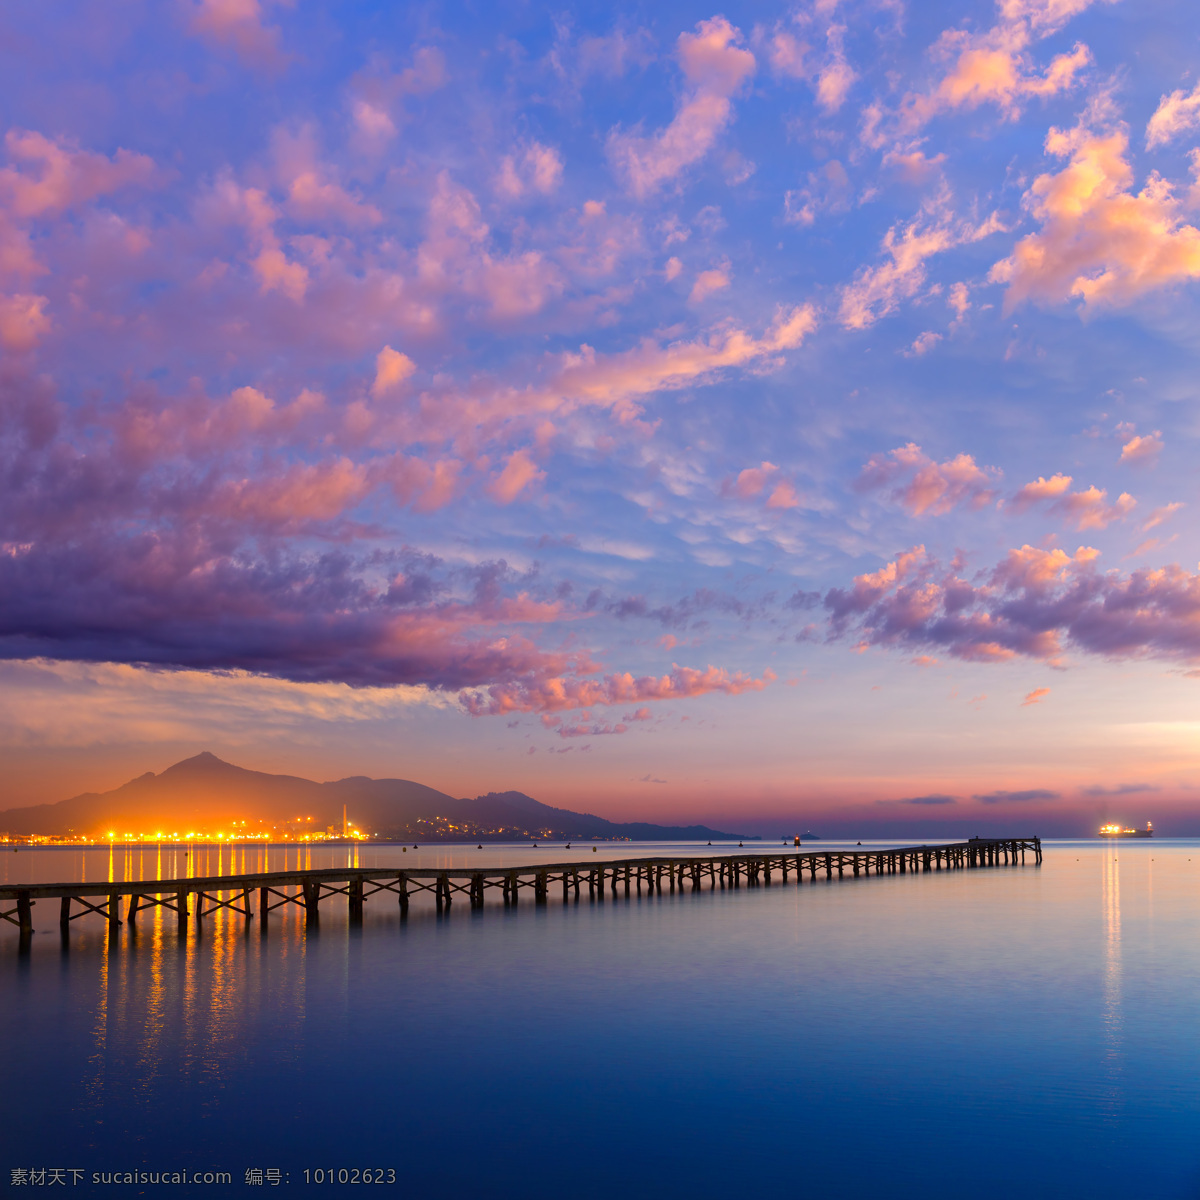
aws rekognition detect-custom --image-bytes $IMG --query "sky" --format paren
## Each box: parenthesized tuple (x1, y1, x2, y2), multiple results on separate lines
(2, 0, 1200, 836)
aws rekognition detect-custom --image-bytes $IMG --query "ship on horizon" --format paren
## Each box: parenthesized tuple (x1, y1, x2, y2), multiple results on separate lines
(1098, 822, 1153, 838)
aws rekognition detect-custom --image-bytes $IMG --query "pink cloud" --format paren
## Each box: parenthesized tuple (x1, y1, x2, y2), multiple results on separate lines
(0, 293, 51, 350)
(873, 0, 1095, 148)
(766, 481, 799, 510)
(883, 149, 947, 184)
(1120, 432, 1163, 463)
(272, 127, 381, 228)
(496, 143, 564, 200)
(720, 463, 801, 510)
(487, 449, 545, 505)
(688, 265, 730, 303)
(1012, 473, 1135, 529)
(1011, 473, 1073, 506)
(991, 118, 1200, 309)
(724, 461, 778, 500)
(348, 48, 447, 153)
(0, 130, 157, 220)
(784, 160, 852, 228)
(419, 172, 564, 318)
(461, 664, 776, 715)
(765, 20, 856, 113)
(1021, 686, 1051, 706)
(436, 304, 816, 446)
(186, 0, 287, 69)
(200, 172, 309, 299)
(1146, 81, 1200, 148)
(905, 331, 943, 357)
(372, 346, 416, 397)
(857, 443, 1000, 516)
(1142, 502, 1183, 532)
(840, 205, 1004, 329)
(825, 542, 1200, 669)
(608, 16, 755, 197)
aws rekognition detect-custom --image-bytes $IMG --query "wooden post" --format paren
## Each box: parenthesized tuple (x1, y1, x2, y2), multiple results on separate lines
(107, 892, 120, 930)
(349, 875, 364, 922)
(16, 890, 33, 935)
(303, 879, 319, 924)
(535, 870, 547, 904)
(176, 890, 188, 932)
(60, 896, 71, 930)
(398, 872, 409, 916)
(259, 887, 269, 924)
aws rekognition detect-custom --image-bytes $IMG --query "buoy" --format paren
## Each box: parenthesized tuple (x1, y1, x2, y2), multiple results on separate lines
(477, 844, 482, 849)
(593, 847, 598, 853)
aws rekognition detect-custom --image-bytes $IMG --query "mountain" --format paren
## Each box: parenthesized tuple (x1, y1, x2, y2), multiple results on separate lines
(0, 752, 748, 841)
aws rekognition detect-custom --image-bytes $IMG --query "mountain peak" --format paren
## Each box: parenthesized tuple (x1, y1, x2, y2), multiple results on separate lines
(162, 751, 235, 774)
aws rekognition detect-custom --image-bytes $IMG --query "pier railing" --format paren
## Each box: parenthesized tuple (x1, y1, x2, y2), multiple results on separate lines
(0, 837, 1041, 941)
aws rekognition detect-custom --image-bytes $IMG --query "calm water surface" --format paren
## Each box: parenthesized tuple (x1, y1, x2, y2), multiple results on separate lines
(1, 839, 1198, 1198)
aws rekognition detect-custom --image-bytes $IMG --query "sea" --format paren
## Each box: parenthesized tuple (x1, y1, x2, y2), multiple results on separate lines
(1, 838, 1198, 1198)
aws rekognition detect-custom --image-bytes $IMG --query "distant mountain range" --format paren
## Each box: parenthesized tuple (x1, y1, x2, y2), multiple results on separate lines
(0, 752, 750, 842)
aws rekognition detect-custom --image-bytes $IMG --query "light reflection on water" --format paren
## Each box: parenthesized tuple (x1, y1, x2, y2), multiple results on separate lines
(3, 841, 1200, 1199)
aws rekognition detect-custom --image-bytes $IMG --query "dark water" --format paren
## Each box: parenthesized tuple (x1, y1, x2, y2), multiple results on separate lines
(2, 840, 1199, 1198)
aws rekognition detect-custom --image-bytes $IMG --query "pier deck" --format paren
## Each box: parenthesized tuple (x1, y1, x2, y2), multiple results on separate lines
(0, 837, 1041, 941)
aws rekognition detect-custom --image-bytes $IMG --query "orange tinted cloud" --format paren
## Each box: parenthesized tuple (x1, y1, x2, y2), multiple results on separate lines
(880, 6, 1093, 145)
(991, 120, 1200, 308)
(1021, 686, 1051, 706)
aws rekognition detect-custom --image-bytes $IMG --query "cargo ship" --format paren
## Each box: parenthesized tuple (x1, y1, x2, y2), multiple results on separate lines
(1098, 822, 1153, 838)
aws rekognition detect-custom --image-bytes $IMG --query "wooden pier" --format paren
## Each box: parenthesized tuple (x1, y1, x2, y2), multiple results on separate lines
(0, 838, 1040, 942)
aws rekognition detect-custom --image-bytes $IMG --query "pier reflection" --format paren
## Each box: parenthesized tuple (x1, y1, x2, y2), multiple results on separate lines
(1101, 846, 1123, 1113)
(70, 898, 311, 1149)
